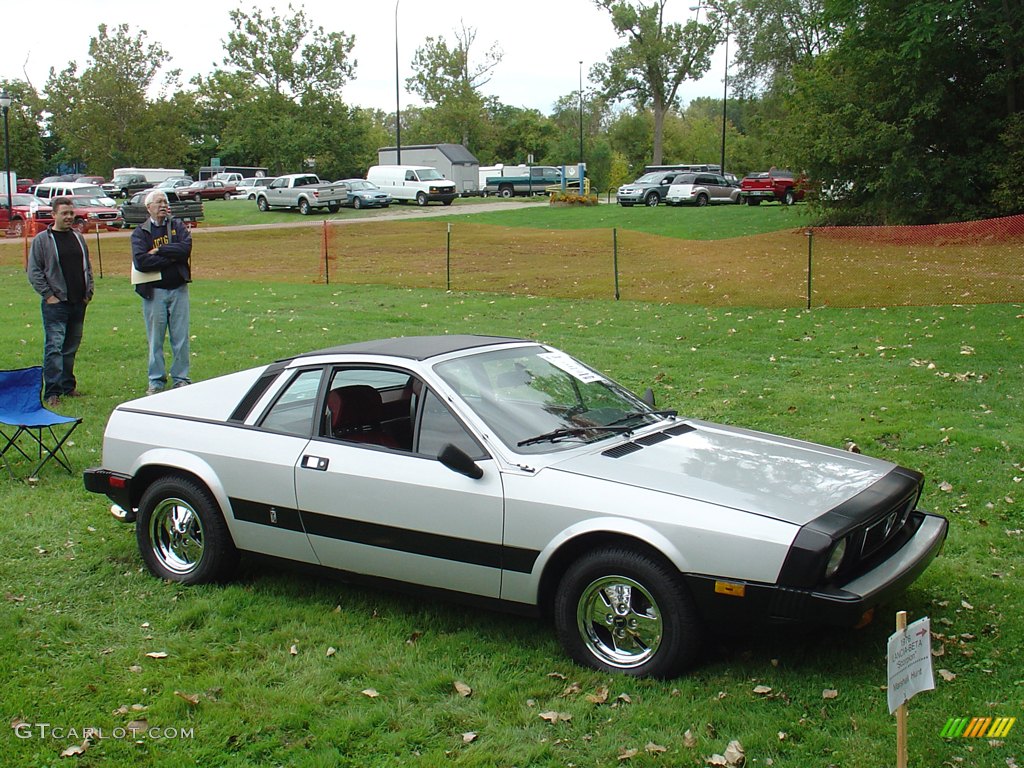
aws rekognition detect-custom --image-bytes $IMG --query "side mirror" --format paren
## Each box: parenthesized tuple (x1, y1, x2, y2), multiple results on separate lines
(642, 388, 656, 407)
(439, 444, 483, 479)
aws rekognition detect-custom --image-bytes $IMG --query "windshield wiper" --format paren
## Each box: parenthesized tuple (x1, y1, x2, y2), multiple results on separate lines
(604, 409, 678, 428)
(517, 425, 635, 448)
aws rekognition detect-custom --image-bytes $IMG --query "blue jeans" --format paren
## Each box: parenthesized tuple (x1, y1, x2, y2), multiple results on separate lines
(142, 286, 190, 389)
(41, 300, 87, 399)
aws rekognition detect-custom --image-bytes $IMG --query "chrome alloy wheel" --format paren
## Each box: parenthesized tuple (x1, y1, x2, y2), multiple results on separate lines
(576, 575, 663, 669)
(148, 496, 206, 575)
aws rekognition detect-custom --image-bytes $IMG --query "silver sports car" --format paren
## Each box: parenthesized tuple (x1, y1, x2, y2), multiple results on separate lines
(84, 335, 948, 678)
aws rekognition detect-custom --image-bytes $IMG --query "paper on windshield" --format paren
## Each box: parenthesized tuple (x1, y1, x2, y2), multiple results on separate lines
(538, 352, 605, 383)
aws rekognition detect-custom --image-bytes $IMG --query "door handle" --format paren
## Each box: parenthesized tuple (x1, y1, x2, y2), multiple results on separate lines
(301, 455, 329, 471)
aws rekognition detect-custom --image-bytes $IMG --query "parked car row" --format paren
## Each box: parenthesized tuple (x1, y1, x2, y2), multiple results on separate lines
(616, 169, 806, 207)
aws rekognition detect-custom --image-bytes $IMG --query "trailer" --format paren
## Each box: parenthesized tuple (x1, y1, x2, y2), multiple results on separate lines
(377, 144, 480, 196)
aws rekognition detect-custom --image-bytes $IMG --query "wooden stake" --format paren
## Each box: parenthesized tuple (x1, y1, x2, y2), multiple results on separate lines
(896, 610, 908, 768)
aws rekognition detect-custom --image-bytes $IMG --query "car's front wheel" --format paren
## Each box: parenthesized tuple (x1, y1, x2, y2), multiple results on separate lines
(257, 197, 270, 211)
(554, 547, 700, 678)
(782, 189, 796, 205)
(136, 476, 238, 585)
(352, 197, 363, 210)
(416, 192, 428, 206)
(644, 192, 660, 207)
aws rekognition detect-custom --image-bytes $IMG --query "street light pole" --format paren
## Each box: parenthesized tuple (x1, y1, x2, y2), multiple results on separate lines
(0, 91, 12, 216)
(394, 0, 402, 164)
(578, 61, 584, 166)
(720, 17, 728, 175)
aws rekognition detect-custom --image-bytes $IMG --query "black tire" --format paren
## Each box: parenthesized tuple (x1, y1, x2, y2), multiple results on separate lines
(416, 192, 428, 206)
(10, 218, 24, 237)
(194, 194, 202, 203)
(499, 185, 514, 198)
(222, 192, 231, 200)
(695, 193, 709, 207)
(644, 192, 660, 207)
(782, 189, 796, 206)
(327, 202, 340, 213)
(442, 198, 453, 206)
(352, 197, 363, 210)
(257, 197, 270, 212)
(298, 198, 312, 215)
(73, 217, 87, 233)
(746, 198, 761, 206)
(136, 475, 238, 585)
(554, 546, 701, 678)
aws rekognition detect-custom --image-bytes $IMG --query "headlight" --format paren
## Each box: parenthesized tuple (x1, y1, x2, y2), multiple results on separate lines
(825, 538, 847, 579)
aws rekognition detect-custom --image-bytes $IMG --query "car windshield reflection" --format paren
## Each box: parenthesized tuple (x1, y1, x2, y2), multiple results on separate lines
(434, 345, 671, 453)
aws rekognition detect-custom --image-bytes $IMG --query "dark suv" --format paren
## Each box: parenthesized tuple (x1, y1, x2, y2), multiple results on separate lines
(103, 174, 154, 198)
(615, 171, 683, 207)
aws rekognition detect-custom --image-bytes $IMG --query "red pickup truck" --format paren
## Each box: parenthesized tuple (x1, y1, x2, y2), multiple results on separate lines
(738, 169, 805, 206)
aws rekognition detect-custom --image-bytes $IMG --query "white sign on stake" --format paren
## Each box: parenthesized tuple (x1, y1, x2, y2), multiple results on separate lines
(887, 616, 934, 714)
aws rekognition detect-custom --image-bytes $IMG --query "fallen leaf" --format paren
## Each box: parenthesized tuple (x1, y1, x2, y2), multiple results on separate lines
(558, 682, 582, 697)
(616, 693, 632, 705)
(753, 685, 772, 695)
(646, 742, 668, 754)
(539, 710, 572, 723)
(724, 739, 745, 765)
(462, 731, 477, 743)
(961, 600, 974, 610)
(173, 691, 200, 706)
(60, 741, 89, 757)
(125, 719, 149, 736)
(939, 481, 954, 492)
(778, 731, 787, 741)
(585, 686, 609, 705)
(618, 747, 639, 760)
(454, 681, 472, 698)
(939, 669, 956, 682)
(145, 651, 168, 659)
(289, 644, 298, 656)
(128, 664, 142, 673)
(707, 754, 728, 766)
(326, 647, 337, 657)
(547, 672, 566, 680)
(822, 689, 839, 699)
(683, 729, 698, 748)
(405, 631, 422, 644)
(361, 688, 380, 698)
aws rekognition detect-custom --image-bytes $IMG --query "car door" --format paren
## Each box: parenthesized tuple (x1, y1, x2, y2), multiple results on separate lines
(293, 365, 506, 598)
(707, 174, 732, 203)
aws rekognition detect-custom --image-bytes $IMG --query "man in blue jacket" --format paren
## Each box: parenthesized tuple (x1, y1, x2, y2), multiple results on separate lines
(130, 190, 192, 394)
(27, 196, 94, 406)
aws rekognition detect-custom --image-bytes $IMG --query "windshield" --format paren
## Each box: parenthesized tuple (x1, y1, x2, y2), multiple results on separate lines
(434, 345, 670, 454)
(633, 172, 664, 184)
(71, 195, 117, 207)
(417, 169, 444, 181)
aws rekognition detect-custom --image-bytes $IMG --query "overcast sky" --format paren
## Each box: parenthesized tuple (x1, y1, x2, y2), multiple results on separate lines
(4, 0, 727, 114)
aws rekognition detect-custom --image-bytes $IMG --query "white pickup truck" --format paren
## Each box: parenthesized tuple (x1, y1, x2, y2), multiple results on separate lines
(255, 174, 347, 214)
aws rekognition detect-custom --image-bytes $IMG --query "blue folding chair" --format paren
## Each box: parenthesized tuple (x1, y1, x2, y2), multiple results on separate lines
(0, 366, 82, 479)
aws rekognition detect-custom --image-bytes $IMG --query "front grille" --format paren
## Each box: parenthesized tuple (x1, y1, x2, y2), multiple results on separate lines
(860, 498, 914, 558)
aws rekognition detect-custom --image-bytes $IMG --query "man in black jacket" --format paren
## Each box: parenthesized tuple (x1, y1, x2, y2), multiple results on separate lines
(130, 189, 192, 395)
(27, 196, 94, 406)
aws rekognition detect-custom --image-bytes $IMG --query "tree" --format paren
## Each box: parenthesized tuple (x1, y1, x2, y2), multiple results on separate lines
(592, 0, 719, 164)
(44, 24, 187, 175)
(406, 22, 503, 149)
(0, 79, 46, 178)
(728, 0, 836, 96)
(222, 3, 355, 102)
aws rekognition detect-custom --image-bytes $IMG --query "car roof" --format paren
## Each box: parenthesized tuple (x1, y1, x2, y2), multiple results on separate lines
(287, 334, 529, 362)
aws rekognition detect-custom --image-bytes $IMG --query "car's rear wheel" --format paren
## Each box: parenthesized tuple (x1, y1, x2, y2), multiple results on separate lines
(298, 198, 312, 215)
(695, 193, 709, 207)
(327, 202, 340, 213)
(747, 198, 761, 206)
(554, 547, 701, 678)
(499, 185, 514, 198)
(137, 476, 238, 585)
(644, 192, 660, 207)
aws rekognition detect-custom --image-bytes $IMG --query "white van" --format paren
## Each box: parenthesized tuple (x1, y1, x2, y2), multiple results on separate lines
(366, 165, 457, 206)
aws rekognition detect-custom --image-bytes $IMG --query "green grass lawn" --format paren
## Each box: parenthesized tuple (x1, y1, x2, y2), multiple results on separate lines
(1, 264, 1021, 766)
(200, 196, 811, 240)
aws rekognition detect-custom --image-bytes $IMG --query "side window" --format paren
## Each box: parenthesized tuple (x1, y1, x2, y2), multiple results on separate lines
(417, 389, 485, 459)
(322, 367, 417, 451)
(405, 171, 416, 181)
(259, 369, 323, 436)
(36, 186, 52, 199)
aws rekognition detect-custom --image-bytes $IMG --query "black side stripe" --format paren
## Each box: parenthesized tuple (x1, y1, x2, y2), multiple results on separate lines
(229, 498, 539, 574)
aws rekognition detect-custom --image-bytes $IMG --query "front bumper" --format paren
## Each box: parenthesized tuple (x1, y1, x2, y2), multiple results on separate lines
(687, 511, 949, 628)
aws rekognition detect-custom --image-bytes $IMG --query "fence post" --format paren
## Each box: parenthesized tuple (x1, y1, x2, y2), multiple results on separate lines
(322, 220, 329, 285)
(613, 227, 620, 301)
(446, 223, 451, 291)
(805, 228, 814, 309)
(94, 228, 103, 279)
